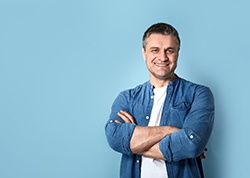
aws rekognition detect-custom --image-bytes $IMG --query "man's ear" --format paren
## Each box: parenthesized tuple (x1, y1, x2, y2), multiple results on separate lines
(142, 48, 146, 61)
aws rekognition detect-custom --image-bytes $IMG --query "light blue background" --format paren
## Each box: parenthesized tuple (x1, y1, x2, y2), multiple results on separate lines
(0, 0, 249, 177)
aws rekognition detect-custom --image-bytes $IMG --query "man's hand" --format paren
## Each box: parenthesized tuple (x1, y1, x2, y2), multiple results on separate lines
(200, 148, 208, 159)
(115, 109, 180, 160)
(116, 110, 136, 124)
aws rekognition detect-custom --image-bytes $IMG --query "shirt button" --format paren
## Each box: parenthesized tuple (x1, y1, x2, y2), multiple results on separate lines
(151, 95, 154, 99)
(109, 120, 113, 123)
(190, 135, 194, 139)
(136, 160, 140, 163)
(146, 116, 149, 120)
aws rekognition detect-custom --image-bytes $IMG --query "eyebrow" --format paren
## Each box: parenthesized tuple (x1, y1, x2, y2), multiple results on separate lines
(148, 46, 176, 50)
(148, 46, 160, 50)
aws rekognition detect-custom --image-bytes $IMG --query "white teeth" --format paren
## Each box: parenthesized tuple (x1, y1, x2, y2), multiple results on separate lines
(156, 64, 168, 67)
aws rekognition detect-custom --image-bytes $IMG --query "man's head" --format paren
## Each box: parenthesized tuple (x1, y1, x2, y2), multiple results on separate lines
(142, 23, 181, 50)
(142, 23, 180, 86)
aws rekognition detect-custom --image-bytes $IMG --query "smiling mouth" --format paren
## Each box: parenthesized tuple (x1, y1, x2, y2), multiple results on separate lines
(155, 63, 169, 67)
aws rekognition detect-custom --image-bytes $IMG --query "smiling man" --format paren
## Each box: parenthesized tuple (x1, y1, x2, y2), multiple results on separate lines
(105, 23, 214, 178)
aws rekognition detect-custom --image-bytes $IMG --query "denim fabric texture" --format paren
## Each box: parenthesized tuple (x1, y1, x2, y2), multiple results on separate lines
(105, 76, 215, 178)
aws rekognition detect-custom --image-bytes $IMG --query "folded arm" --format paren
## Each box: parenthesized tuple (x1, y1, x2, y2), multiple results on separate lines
(159, 86, 214, 162)
(105, 86, 214, 162)
(117, 110, 179, 160)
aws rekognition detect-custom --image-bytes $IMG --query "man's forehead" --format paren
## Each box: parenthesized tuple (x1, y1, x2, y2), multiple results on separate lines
(145, 34, 179, 47)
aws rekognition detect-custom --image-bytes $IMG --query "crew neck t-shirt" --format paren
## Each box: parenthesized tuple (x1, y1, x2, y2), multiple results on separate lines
(140, 86, 168, 178)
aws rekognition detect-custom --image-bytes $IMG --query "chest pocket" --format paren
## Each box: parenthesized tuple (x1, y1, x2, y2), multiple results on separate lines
(164, 101, 191, 127)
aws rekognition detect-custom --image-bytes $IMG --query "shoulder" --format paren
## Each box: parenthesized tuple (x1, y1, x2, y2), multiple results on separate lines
(177, 77, 212, 93)
(120, 81, 150, 97)
(113, 81, 150, 107)
(177, 77, 214, 106)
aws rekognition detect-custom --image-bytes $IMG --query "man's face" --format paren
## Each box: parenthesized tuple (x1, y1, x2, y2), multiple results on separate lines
(143, 33, 179, 82)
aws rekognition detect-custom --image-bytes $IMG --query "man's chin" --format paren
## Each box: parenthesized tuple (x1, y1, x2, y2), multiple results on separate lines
(151, 73, 176, 81)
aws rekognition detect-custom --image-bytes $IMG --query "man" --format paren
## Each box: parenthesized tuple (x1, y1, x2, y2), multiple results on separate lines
(105, 22, 214, 178)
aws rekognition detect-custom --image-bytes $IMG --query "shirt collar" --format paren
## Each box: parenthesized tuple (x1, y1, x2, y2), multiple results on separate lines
(147, 74, 180, 89)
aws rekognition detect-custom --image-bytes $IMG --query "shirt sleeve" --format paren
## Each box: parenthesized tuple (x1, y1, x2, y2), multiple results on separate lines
(105, 91, 136, 155)
(159, 86, 215, 162)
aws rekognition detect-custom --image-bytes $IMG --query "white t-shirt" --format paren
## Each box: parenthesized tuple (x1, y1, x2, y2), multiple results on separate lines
(141, 86, 168, 178)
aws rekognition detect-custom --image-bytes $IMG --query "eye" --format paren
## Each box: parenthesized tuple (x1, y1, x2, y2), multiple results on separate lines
(166, 48, 175, 54)
(151, 48, 159, 53)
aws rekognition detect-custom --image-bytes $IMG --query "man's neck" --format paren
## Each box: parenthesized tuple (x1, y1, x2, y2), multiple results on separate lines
(150, 74, 176, 88)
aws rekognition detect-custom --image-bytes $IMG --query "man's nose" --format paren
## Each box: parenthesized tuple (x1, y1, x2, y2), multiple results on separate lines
(158, 51, 168, 61)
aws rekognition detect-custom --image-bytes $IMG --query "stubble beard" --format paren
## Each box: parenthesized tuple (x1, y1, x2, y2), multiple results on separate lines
(148, 65, 177, 82)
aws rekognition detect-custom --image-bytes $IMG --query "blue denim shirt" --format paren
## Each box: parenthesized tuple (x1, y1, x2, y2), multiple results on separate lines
(105, 76, 214, 178)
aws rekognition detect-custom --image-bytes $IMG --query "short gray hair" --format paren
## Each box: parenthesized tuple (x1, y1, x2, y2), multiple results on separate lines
(142, 22, 181, 49)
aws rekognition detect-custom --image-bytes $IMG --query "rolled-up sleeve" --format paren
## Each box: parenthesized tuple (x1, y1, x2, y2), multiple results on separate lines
(160, 86, 215, 162)
(105, 91, 136, 155)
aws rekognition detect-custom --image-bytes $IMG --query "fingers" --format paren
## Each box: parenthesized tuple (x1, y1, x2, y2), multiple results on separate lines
(200, 152, 206, 159)
(200, 148, 208, 159)
(117, 110, 135, 124)
(115, 120, 122, 124)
